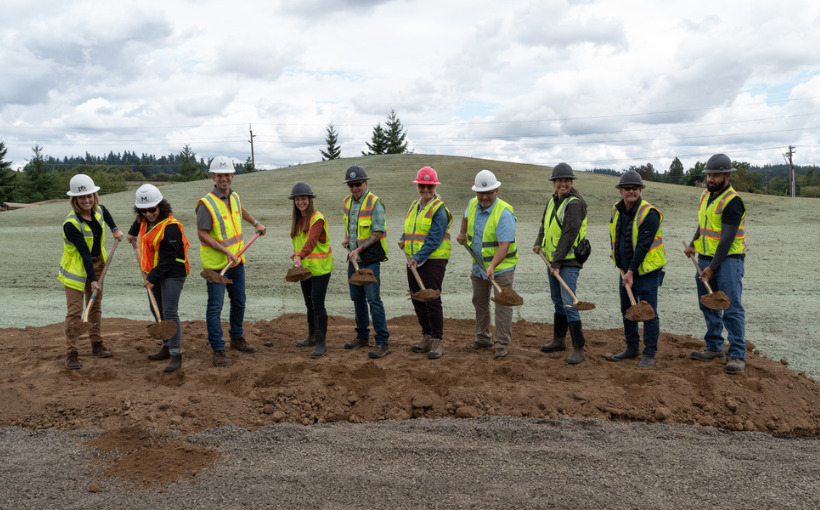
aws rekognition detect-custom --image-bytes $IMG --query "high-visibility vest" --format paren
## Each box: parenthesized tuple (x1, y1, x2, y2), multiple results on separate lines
(542, 195, 587, 263)
(403, 196, 452, 260)
(695, 186, 746, 256)
(609, 200, 666, 275)
(139, 215, 191, 275)
(197, 191, 245, 269)
(466, 197, 518, 271)
(57, 207, 106, 291)
(292, 211, 333, 276)
(343, 190, 388, 259)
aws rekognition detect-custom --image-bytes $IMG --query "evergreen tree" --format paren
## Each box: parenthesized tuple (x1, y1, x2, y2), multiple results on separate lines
(320, 123, 342, 160)
(629, 163, 655, 182)
(363, 123, 388, 156)
(668, 157, 684, 185)
(0, 141, 18, 203)
(178, 144, 204, 181)
(684, 161, 706, 187)
(384, 109, 409, 154)
(243, 156, 257, 173)
(22, 145, 57, 202)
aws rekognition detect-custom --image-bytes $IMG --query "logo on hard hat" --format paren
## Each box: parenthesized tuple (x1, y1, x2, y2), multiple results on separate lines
(481, 181, 487, 187)
(349, 172, 356, 178)
(424, 175, 430, 181)
(78, 185, 86, 192)
(140, 196, 148, 202)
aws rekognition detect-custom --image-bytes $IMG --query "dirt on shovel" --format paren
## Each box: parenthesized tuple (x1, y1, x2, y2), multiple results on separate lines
(701, 291, 731, 310)
(66, 318, 92, 337)
(146, 321, 178, 340)
(349, 269, 377, 286)
(493, 288, 524, 307)
(201, 268, 232, 285)
(569, 301, 595, 311)
(410, 288, 441, 302)
(285, 266, 313, 282)
(625, 301, 656, 321)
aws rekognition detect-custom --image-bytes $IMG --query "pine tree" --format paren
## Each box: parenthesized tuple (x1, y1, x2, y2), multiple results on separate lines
(363, 123, 388, 156)
(320, 123, 342, 160)
(178, 144, 204, 181)
(0, 141, 18, 203)
(244, 156, 257, 173)
(668, 157, 684, 184)
(384, 109, 409, 154)
(22, 145, 57, 202)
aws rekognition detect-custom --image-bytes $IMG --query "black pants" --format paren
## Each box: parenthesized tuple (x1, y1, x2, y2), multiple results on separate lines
(406, 259, 448, 339)
(300, 272, 331, 335)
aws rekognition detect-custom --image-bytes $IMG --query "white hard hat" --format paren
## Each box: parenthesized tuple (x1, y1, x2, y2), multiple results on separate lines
(135, 184, 163, 208)
(471, 169, 501, 192)
(209, 156, 235, 174)
(66, 174, 100, 197)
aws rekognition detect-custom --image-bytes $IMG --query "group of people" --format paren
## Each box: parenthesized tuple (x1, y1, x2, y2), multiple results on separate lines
(59, 153, 747, 375)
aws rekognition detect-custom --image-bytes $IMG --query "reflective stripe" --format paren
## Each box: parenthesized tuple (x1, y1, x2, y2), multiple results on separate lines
(203, 194, 228, 240)
(59, 267, 86, 284)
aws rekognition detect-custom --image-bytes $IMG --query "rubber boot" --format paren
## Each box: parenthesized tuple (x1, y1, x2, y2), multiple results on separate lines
(566, 320, 586, 365)
(541, 313, 568, 353)
(164, 354, 182, 372)
(296, 333, 315, 348)
(610, 344, 639, 361)
(147, 344, 171, 361)
(310, 312, 327, 359)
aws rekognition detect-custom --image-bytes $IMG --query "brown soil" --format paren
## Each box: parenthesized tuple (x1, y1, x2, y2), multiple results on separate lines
(285, 266, 313, 282)
(410, 288, 441, 302)
(625, 301, 656, 322)
(701, 291, 731, 310)
(2, 314, 820, 486)
(348, 269, 377, 285)
(570, 301, 596, 311)
(146, 320, 179, 340)
(492, 288, 524, 306)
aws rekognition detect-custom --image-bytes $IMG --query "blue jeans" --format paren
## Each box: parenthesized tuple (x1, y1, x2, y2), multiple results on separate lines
(619, 270, 660, 357)
(348, 262, 389, 345)
(547, 266, 581, 323)
(206, 263, 246, 352)
(696, 256, 746, 359)
(150, 276, 186, 355)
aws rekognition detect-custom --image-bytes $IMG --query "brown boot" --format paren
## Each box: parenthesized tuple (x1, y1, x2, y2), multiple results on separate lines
(91, 341, 112, 358)
(213, 350, 232, 367)
(147, 345, 170, 361)
(427, 337, 445, 359)
(411, 334, 433, 353)
(65, 350, 81, 370)
(230, 337, 257, 354)
(164, 354, 182, 373)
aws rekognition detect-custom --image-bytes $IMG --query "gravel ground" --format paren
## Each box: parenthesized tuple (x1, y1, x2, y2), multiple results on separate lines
(2, 417, 819, 509)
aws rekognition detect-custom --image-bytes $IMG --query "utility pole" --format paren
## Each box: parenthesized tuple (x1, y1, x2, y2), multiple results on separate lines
(783, 145, 796, 198)
(248, 124, 257, 169)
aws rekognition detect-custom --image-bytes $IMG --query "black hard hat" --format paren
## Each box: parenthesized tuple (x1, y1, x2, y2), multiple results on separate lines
(704, 154, 735, 174)
(289, 181, 315, 199)
(617, 170, 645, 189)
(343, 165, 369, 183)
(549, 162, 576, 181)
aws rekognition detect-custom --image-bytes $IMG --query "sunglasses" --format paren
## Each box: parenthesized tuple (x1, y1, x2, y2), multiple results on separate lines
(141, 206, 159, 213)
(347, 181, 365, 188)
(620, 186, 641, 191)
(417, 184, 436, 189)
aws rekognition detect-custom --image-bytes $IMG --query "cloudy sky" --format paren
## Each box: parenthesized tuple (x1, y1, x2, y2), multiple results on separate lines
(2, 0, 819, 171)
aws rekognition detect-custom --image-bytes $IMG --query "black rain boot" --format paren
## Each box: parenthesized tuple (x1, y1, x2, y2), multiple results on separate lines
(610, 344, 640, 361)
(541, 313, 569, 353)
(164, 354, 182, 372)
(147, 344, 171, 361)
(566, 320, 586, 365)
(310, 312, 328, 359)
(297, 313, 316, 347)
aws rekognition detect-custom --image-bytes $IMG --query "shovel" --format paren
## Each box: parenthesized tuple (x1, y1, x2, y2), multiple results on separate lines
(462, 242, 523, 306)
(403, 251, 440, 302)
(285, 265, 313, 282)
(131, 240, 178, 340)
(536, 250, 594, 310)
(68, 238, 120, 337)
(200, 232, 262, 284)
(619, 268, 656, 322)
(347, 247, 377, 286)
(682, 240, 731, 310)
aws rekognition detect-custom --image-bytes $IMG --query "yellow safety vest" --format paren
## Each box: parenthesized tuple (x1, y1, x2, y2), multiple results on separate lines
(197, 191, 245, 269)
(139, 215, 191, 275)
(403, 196, 452, 260)
(343, 190, 388, 260)
(466, 197, 518, 271)
(696, 186, 746, 256)
(608, 200, 666, 275)
(292, 211, 333, 276)
(58, 207, 106, 291)
(542, 195, 587, 263)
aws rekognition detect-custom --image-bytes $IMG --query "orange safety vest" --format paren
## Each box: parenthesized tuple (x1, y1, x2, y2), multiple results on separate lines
(139, 215, 191, 275)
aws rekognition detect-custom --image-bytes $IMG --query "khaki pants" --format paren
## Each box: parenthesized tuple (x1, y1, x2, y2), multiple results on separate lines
(470, 270, 515, 347)
(64, 258, 103, 354)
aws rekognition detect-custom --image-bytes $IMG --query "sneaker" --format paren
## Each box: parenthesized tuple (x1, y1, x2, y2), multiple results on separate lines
(465, 340, 493, 351)
(212, 350, 232, 367)
(690, 349, 726, 362)
(494, 345, 509, 358)
(65, 351, 81, 370)
(344, 337, 371, 350)
(725, 357, 746, 374)
(638, 355, 656, 368)
(427, 337, 445, 360)
(230, 337, 257, 354)
(368, 344, 391, 359)
(411, 334, 433, 353)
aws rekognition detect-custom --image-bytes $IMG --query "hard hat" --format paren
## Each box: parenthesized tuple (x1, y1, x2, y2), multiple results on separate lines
(413, 166, 440, 185)
(549, 163, 576, 181)
(289, 181, 316, 199)
(343, 165, 369, 183)
(472, 169, 501, 192)
(209, 156, 235, 174)
(703, 153, 735, 173)
(617, 170, 645, 189)
(135, 184, 163, 208)
(66, 174, 100, 197)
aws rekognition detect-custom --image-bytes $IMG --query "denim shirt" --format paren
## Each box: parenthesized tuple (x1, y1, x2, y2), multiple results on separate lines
(346, 188, 386, 252)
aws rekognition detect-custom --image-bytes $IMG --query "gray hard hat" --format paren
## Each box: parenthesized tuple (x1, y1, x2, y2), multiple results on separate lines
(617, 170, 645, 189)
(343, 165, 369, 183)
(549, 162, 576, 181)
(289, 181, 315, 199)
(704, 153, 735, 174)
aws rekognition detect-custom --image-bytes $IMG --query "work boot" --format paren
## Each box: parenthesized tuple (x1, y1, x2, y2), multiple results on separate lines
(344, 337, 371, 349)
(610, 344, 640, 361)
(566, 321, 586, 365)
(147, 344, 170, 361)
(368, 344, 391, 359)
(65, 351, 81, 370)
(164, 354, 182, 373)
(212, 350, 232, 367)
(541, 313, 568, 352)
(494, 345, 509, 359)
(427, 337, 445, 359)
(230, 337, 257, 354)
(411, 334, 433, 353)
(310, 330, 327, 359)
(91, 341, 112, 358)
(465, 340, 493, 351)
(638, 355, 656, 368)
(296, 333, 315, 348)
(724, 357, 746, 375)
(690, 349, 726, 362)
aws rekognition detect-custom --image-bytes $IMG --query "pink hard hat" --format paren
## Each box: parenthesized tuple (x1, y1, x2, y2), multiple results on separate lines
(413, 166, 440, 185)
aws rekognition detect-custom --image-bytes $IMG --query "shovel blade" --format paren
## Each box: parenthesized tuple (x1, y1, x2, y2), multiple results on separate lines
(410, 288, 441, 302)
(147, 321, 178, 340)
(491, 288, 524, 307)
(700, 291, 730, 310)
(566, 301, 596, 311)
(200, 268, 232, 285)
(348, 268, 377, 286)
(285, 267, 313, 282)
(66, 318, 92, 337)
(625, 301, 655, 322)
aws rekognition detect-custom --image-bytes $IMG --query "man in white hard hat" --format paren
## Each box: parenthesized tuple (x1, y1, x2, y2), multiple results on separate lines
(456, 169, 518, 358)
(196, 156, 266, 367)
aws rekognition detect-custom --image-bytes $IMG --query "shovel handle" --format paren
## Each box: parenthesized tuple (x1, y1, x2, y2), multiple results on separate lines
(681, 240, 715, 294)
(81, 238, 120, 322)
(218, 232, 262, 275)
(404, 253, 427, 290)
(462, 242, 503, 293)
(131, 241, 163, 323)
(619, 268, 638, 306)
(346, 247, 362, 271)
(536, 250, 580, 305)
